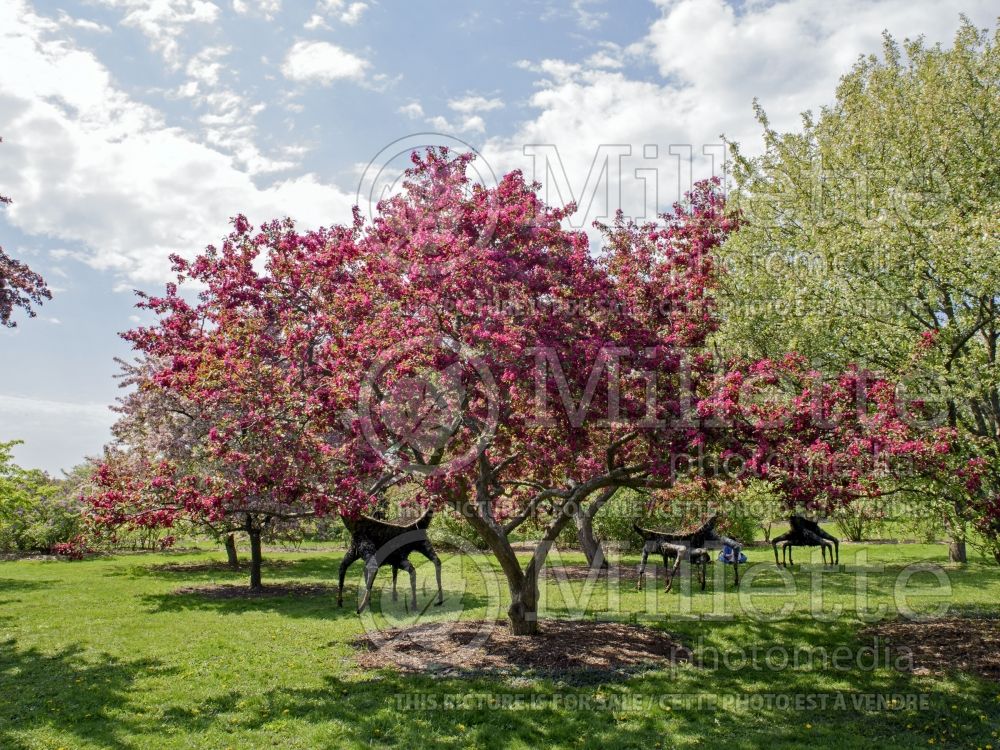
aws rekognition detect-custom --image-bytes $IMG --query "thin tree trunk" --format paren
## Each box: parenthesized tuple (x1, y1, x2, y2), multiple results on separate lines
(507, 577, 539, 635)
(224, 534, 239, 569)
(948, 536, 967, 564)
(452, 483, 600, 636)
(248, 528, 263, 589)
(946, 503, 967, 564)
(575, 510, 606, 570)
(574, 488, 616, 570)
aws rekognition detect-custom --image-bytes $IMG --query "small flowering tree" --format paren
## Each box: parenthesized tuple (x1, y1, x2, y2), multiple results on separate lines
(88, 219, 368, 589)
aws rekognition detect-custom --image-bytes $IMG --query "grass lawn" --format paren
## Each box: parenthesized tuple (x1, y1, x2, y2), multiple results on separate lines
(1, 542, 999, 749)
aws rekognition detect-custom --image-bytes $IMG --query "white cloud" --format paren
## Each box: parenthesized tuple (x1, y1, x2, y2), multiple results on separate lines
(281, 40, 369, 85)
(570, 0, 607, 30)
(414, 95, 501, 135)
(56, 11, 112, 33)
(460, 115, 485, 133)
(232, 0, 281, 19)
(541, 0, 607, 30)
(177, 46, 296, 174)
(487, 0, 999, 232)
(448, 95, 504, 114)
(339, 1, 367, 25)
(398, 101, 425, 119)
(306, 0, 368, 27)
(0, 0, 357, 283)
(427, 114, 485, 134)
(94, 0, 221, 67)
(584, 44, 622, 69)
(185, 44, 229, 87)
(303, 13, 328, 30)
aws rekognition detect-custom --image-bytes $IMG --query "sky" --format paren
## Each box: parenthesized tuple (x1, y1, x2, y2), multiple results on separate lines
(0, 0, 995, 474)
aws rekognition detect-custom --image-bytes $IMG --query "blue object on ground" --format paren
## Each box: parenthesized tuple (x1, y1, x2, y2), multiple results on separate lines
(719, 544, 747, 564)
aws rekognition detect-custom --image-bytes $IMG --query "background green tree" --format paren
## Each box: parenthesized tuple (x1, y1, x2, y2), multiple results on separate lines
(718, 20, 1000, 562)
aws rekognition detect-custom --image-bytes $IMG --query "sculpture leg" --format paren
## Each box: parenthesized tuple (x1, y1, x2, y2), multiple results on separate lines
(357, 557, 379, 614)
(661, 549, 674, 593)
(661, 543, 684, 593)
(719, 536, 742, 588)
(337, 547, 359, 607)
(771, 531, 792, 567)
(417, 543, 444, 605)
(816, 529, 840, 566)
(400, 559, 417, 610)
(391, 565, 399, 601)
(637, 548, 650, 591)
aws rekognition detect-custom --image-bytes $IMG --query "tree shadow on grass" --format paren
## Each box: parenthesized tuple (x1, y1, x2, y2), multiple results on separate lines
(0, 639, 174, 750)
(119, 552, 368, 589)
(138, 582, 491, 625)
(0, 578, 62, 614)
(0, 577, 59, 596)
(131, 653, 1000, 750)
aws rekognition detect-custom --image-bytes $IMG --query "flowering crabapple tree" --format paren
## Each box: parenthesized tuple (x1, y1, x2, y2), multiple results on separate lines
(88, 218, 371, 589)
(698, 355, 960, 513)
(105, 357, 244, 567)
(565, 183, 733, 568)
(0, 137, 51, 328)
(336, 153, 960, 635)
(324, 156, 764, 633)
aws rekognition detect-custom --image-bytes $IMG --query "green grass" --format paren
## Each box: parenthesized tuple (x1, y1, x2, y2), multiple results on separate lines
(1, 542, 999, 749)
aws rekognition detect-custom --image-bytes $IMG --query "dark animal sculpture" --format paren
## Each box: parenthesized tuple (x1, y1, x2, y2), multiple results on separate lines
(771, 515, 839, 567)
(633, 514, 743, 592)
(337, 508, 444, 614)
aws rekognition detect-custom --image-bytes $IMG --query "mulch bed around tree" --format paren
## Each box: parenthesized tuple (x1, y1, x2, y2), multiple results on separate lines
(863, 617, 1000, 681)
(173, 582, 337, 598)
(354, 619, 691, 679)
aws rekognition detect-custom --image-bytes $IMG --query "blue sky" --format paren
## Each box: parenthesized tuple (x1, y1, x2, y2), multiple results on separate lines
(0, 0, 994, 473)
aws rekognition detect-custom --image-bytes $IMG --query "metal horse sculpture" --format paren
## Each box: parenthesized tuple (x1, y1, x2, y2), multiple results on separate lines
(337, 508, 444, 614)
(633, 514, 743, 592)
(771, 515, 839, 567)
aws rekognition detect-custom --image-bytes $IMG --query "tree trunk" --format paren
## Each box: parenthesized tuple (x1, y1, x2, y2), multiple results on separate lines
(574, 488, 616, 570)
(452, 482, 604, 636)
(575, 506, 607, 570)
(507, 577, 539, 635)
(946, 497, 968, 564)
(248, 528, 263, 589)
(948, 536, 967, 564)
(224, 534, 239, 569)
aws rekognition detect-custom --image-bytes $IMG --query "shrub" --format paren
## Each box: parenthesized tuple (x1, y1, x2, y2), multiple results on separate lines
(428, 506, 490, 551)
(832, 498, 888, 542)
